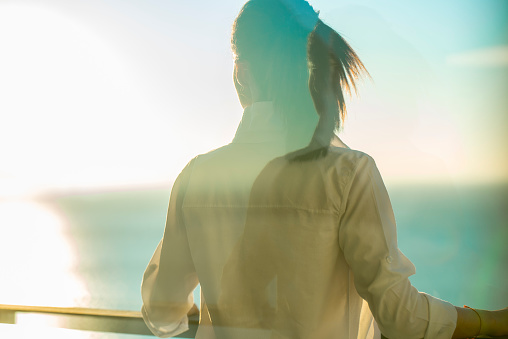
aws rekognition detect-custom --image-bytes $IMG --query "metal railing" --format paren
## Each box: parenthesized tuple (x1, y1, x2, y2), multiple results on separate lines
(2, 304, 507, 339)
(0, 304, 198, 337)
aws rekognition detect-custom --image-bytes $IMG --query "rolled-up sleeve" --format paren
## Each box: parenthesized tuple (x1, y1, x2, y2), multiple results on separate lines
(141, 160, 199, 338)
(338, 155, 457, 339)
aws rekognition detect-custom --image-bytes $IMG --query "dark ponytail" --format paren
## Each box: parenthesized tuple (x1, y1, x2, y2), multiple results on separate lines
(308, 20, 368, 128)
(288, 20, 368, 162)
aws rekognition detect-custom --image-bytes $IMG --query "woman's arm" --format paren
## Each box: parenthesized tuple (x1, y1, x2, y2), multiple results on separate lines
(453, 306, 508, 338)
(141, 159, 199, 338)
(338, 154, 508, 338)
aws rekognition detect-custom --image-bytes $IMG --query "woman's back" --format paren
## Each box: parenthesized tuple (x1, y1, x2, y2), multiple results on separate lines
(216, 145, 379, 338)
(176, 101, 382, 338)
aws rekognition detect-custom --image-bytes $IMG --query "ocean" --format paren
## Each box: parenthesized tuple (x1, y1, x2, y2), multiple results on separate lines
(0, 183, 507, 338)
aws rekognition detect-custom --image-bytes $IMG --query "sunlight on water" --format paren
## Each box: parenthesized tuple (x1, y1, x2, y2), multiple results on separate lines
(0, 200, 89, 325)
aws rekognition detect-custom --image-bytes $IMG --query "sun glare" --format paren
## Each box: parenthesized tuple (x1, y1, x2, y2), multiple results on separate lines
(0, 200, 89, 307)
(0, 3, 171, 197)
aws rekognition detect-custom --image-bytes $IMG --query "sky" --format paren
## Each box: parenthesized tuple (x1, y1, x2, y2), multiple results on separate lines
(0, 0, 507, 197)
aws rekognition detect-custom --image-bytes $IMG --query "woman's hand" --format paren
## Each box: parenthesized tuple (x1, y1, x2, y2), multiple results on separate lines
(454, 306, 508, 338)
(487, 307, 508, 337)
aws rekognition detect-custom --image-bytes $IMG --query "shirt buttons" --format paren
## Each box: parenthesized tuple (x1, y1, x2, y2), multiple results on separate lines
(386, 256, 393, 264)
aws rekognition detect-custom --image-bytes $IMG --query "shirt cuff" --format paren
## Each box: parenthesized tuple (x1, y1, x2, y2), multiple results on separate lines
(141, 305, 189, 338)
(422, 293, 457, 339)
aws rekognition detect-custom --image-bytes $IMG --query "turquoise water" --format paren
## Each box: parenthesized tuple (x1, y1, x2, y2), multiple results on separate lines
(390, 183, 508, 309)
(1, 183, 507, 337)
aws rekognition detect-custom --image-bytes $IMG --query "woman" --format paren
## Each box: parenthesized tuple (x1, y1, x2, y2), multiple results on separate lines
(141, 0, 508, 338)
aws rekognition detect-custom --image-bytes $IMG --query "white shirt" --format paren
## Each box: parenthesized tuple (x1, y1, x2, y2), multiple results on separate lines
(141, 101, 458, 339)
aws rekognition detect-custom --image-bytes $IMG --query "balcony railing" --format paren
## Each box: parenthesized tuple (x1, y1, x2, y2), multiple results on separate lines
(0, 304, 198, 337)
(2, 304, 506, 338)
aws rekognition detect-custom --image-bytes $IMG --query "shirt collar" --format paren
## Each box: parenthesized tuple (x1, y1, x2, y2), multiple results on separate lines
(232, 101, 287, 144)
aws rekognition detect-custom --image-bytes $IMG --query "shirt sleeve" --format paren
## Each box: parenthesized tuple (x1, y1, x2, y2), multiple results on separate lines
(141, 159, 199, 338)
(338, 155, 457, 339)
